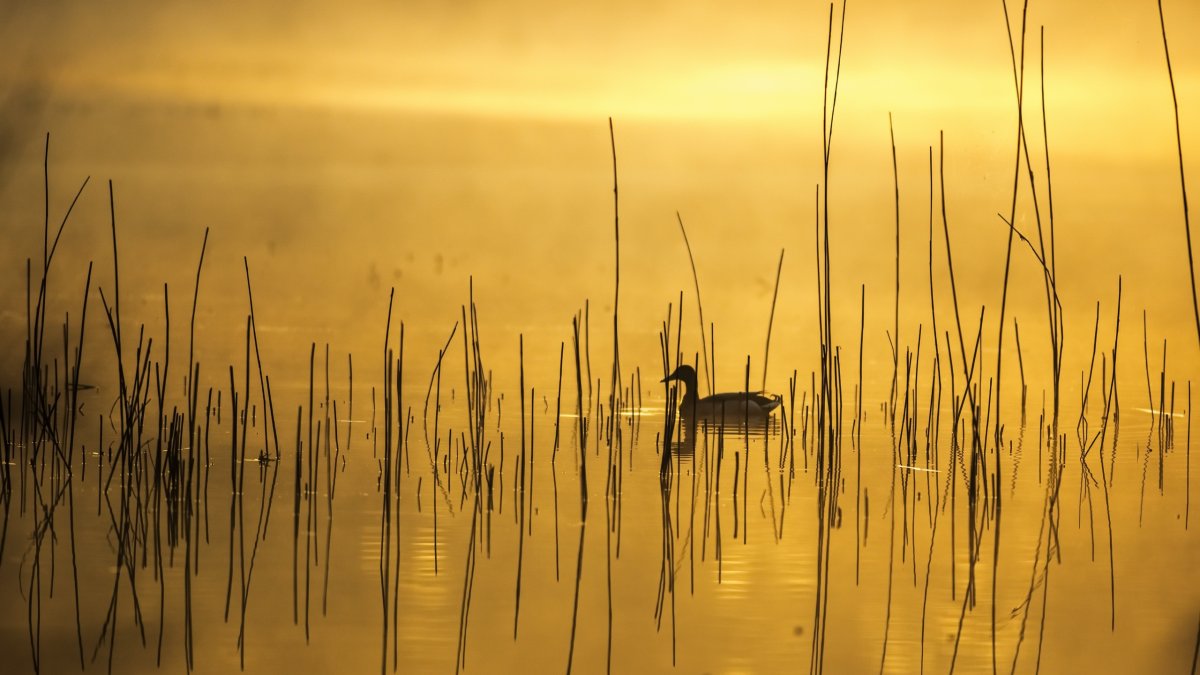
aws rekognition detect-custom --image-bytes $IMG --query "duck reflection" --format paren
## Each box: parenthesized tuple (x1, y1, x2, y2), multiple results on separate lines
(661, 364, 781, 463)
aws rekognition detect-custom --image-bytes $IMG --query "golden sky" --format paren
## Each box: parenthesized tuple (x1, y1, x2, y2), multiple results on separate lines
(1, 0, 1200, 390)
(2, 0, 1197, 126)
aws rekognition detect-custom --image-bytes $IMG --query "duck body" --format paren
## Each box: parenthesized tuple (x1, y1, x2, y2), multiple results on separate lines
(661, 364, 781, 419)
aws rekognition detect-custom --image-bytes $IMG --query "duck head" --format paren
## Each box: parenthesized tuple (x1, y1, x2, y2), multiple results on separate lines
(661, 364, 698, 389)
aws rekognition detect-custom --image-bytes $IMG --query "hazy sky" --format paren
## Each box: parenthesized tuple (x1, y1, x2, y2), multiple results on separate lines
(2, 0, 1199, 381)
(3, 0, 1197, 125)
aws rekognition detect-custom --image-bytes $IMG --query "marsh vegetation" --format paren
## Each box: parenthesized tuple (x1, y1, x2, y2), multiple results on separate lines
(1, 2, 1199, 674)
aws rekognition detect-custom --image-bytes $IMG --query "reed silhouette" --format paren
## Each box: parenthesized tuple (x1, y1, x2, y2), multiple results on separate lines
(1, 5, 1197, 674)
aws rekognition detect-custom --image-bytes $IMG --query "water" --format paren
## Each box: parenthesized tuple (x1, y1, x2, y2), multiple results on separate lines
(2, 354, 1197, 674)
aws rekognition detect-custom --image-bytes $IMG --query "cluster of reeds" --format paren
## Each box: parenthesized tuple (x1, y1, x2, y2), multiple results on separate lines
(0, 135, 374, 674)
(862, 1, 1200, 671)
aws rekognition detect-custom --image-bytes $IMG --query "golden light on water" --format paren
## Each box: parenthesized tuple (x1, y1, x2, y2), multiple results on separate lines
(2, 1, 1200, 673)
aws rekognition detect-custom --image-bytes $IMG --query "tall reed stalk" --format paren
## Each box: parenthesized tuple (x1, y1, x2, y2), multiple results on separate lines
(1156, 0, 1199, 350)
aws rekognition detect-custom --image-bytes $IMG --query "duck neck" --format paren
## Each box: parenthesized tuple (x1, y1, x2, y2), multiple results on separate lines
(680, 375, 700, 407)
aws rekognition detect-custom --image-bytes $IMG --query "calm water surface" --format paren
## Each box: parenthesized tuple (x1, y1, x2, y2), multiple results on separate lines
(1, 358, 1196, 674)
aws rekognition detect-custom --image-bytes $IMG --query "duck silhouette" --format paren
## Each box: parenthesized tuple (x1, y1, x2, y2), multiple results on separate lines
(661, 364, 781, 420)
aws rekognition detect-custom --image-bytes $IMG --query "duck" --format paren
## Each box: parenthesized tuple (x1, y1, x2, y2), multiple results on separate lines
(661, 364, 782, 420)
